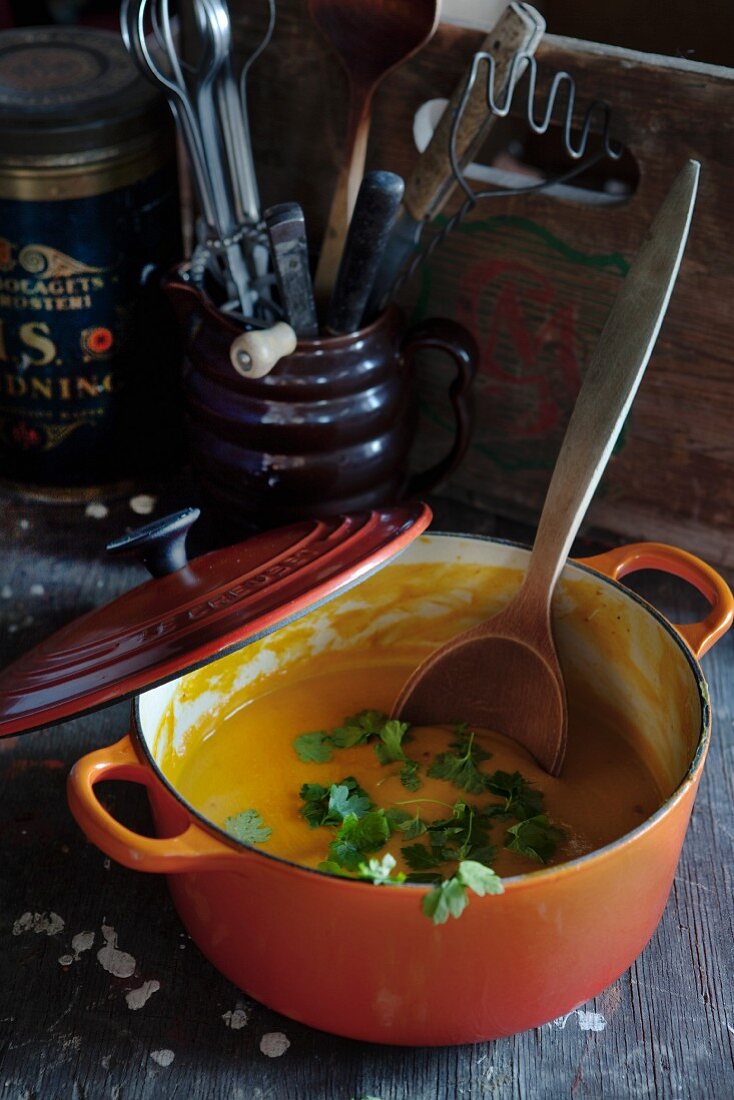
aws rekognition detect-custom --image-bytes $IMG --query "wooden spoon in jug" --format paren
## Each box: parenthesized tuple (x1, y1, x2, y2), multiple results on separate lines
(393, 160, 700, 775)
(309, 0, 439, 300)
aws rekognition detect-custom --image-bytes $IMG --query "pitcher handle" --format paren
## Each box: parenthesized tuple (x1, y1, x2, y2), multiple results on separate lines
(402, 318, 478, 496)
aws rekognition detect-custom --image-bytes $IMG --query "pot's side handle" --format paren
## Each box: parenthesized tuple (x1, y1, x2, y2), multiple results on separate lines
(67, 735, 239, 874)
(578, 542, 734, 659)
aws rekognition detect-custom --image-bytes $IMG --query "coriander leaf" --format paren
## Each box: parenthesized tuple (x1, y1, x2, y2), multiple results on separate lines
(505, 815, 565, 864)
(299, 777, 372, 828)
(466, 844, 498, 866)
(427, 728, 491, 795)
(224, 809, 272, 845)
(385, 807, 412, 831)
(399, 760, 422, 791)
(299, 782, 330, 828)
(328, 810, 391, 870)
(421, 859, 504, 925)
(487, 769, 543, 820)
(456, 859, 504, 897)
(373, 718, 411, 764)
(395, 812, 427, 840)
(318, 860, 349, 876)
(328, 781, 372, 822)
(401, 842, 445, 871)
(293, 730, 333, 763)
(355, 853, 406, 885)
(406, 871, 443, 884)
(331, 709, 387, 748)
(422, 877, 469, 924)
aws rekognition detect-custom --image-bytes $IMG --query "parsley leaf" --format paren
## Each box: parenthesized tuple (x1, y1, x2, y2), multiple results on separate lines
(487, 769, 544, 820)
(299, 777, 372, 828)
(389, 810, 427, 840)
(400, 800, 496, 873)
(505, 815, 565, 863)
(399, 760, 422, 791)
(374, 719, 411, 764)
(421, 859, 504, 924)
(427, 726, 491, 795)
(422, 876, 469, 923)
(293, 731, 333, 763)
(330, 709, 386, 748)
(402, 843, 445, 871)
(224, 809, 272, 845)
(456, 859, 504, 897)
(327, 810, 392, 870)
(355, 853, 406, 885)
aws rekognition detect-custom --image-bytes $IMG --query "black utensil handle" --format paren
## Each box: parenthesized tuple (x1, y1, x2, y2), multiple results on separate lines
(326, 170, 405, 335)
(264, 202, 319, 338)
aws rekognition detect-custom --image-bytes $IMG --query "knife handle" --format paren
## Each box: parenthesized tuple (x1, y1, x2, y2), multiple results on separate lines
(404, 2, 544, 223)
(326, 170, 405, 335)
(264, 202, 319, 338)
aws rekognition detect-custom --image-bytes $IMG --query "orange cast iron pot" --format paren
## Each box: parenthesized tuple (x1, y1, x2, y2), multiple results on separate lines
(67, 535, 733, 1046)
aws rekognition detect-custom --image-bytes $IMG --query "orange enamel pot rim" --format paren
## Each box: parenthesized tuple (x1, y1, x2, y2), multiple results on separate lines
(128, 531, 730, 891)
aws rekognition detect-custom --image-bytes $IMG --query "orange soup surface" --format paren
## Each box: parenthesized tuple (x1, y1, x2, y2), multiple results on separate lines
(167, 653, 664, 879)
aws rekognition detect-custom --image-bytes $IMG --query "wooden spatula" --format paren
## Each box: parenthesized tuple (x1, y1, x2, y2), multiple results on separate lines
(393, 160, 700, 775)
(309, 0, 439, 301)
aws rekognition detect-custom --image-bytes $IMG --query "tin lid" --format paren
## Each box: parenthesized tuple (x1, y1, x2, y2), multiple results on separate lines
(0, 503, 432, 738)
(0, 26, 169, 156)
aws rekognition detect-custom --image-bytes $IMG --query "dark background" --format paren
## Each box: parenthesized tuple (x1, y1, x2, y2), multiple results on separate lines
(0, 1, 731, 66)
(0, 1, 119, 30)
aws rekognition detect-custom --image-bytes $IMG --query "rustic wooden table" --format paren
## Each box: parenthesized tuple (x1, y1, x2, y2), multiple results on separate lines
(0, 485, 732, 1099)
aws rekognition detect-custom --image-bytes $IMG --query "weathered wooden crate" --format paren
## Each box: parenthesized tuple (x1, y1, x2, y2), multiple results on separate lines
(242, 1, 734, 565)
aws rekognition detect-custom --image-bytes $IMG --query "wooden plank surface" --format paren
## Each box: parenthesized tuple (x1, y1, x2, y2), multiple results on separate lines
(0, 485, 732, 1098)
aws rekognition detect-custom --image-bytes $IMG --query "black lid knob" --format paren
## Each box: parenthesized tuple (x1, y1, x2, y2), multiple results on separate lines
(106, 507, 200, 578)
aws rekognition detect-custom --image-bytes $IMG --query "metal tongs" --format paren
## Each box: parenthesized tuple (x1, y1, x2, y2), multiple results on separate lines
(121, 0, 274, 318)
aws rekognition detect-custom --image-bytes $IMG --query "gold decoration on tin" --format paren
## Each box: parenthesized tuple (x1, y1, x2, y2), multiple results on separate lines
(17, 243, 105, 278)
(0, 417, 86, 452)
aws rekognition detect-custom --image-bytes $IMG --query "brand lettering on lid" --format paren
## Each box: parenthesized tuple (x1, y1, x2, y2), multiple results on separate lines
(139, 545, 326, 644)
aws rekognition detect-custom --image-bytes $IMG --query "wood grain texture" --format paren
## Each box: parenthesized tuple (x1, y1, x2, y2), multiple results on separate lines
(0, 486, 732, 1097)
(238, 2, 734, 564)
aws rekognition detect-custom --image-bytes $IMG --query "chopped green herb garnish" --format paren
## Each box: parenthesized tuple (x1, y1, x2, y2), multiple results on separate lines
(422, 860, 504, 925)
(293, 730, 334, 763)
(327, 810, 392, 870)
(427, 725, 491, 795)
(487, 769, 544, 820)
(505, 815, 565, 863)
(373, 718, 411, 764)
(331, 709, 387, 748)
(224, 809, 272, 845)
(400, 800, 496, 877)
(299, 777, 373, 828)
(399, 760, 422, 791)
(355, 853, 406, 885)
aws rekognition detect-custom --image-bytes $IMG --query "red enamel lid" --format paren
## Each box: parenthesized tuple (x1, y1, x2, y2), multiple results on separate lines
(0, 503, 431, 737)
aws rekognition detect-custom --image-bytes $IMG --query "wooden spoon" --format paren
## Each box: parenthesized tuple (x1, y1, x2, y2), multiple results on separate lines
(309, 0, 439, 300)
(393, 160, 701, 775)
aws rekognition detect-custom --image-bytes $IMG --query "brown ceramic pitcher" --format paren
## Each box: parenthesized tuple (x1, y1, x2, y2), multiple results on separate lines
(164, 273, 477, 528)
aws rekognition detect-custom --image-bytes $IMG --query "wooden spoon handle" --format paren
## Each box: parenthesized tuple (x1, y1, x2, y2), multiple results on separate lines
(313, 85, 372, 300)
(522, 161, 700, 608)
(403, 2, 544, 223)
